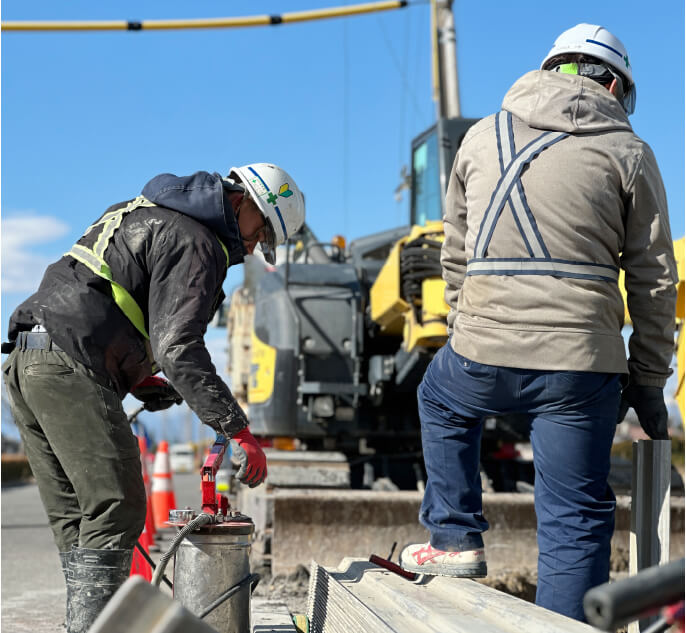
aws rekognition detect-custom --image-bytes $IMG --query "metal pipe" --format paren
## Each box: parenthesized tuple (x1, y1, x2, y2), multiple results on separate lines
(435, 0, 460, 118)
(629, 439, 673, 633)
(2, 0, 408, 32)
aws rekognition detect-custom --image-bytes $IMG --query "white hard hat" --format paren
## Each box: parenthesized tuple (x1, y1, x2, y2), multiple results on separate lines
(541, 24, 635, 113)
(228, 163, 305, 264)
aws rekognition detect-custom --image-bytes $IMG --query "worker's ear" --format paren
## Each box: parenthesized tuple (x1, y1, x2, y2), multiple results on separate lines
(607, 77, 618, 97)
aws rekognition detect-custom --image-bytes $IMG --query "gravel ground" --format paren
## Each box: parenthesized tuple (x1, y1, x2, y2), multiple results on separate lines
(252, 565, 311, 616)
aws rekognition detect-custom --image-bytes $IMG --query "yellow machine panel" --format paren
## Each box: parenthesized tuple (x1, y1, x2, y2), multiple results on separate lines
(422, 277, 450, 317)
(370, 221, 448, 352)
(369, 239, 408, 335)
(248, 331, 277, 405)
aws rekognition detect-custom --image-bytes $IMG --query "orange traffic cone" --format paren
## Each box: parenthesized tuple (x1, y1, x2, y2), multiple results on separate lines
(137, 436, 158, 547)
(151, 440, 177, 530)
(130, 524, 153, 582)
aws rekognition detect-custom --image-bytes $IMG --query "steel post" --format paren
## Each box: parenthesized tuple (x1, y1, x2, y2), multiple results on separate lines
(629, 439, 672, 633)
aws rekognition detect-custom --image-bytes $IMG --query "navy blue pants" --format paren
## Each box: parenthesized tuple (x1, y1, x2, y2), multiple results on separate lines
(417, 343, 620, 621)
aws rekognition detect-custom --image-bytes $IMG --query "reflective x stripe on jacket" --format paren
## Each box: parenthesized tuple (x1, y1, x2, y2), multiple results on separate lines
(65, 196, 230, 340)
(466, 111, 620, 283)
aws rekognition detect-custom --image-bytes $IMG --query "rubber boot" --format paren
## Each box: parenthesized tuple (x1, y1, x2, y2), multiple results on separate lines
(67, 547, 133, 633)
(59, 551, 72, 630)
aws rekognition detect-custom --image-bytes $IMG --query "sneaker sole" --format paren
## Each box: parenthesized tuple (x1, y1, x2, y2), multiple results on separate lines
(400, 561, 487, 579)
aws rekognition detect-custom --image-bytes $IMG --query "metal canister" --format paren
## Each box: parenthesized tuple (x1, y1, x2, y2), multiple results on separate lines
(173, 520, 254, 633)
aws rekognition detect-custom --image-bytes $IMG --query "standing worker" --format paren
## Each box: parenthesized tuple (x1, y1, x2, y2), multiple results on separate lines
(2, 164, 305, 632)
(400, 24, 677, 621)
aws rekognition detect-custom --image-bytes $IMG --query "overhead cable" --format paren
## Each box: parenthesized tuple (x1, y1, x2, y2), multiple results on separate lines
(2, 0, 409, 32)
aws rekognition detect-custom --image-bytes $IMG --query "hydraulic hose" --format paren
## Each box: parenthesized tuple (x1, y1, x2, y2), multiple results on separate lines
(399, 236, 442, 321)
(151, 513, 213, 587)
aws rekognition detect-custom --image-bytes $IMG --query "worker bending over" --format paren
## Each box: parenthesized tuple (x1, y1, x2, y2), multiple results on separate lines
(400, 24, 677, 622)
(2, 164, 305, 632)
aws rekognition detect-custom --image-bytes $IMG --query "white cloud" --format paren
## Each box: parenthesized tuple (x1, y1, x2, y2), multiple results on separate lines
(1, 213, 71, 292)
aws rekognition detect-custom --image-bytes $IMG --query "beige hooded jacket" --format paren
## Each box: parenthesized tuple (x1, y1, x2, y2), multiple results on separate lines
(444, 70, 677, 387)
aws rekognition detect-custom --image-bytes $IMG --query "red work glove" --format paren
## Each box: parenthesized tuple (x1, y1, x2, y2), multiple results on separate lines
(131, 376, 183, 412)
(232, 428, 267, 488)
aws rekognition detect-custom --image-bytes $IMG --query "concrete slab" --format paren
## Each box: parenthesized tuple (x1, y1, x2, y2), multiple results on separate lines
(251, 599, 297, 633)
(263, 450, 350, 488)
(270, 491, 685, 576)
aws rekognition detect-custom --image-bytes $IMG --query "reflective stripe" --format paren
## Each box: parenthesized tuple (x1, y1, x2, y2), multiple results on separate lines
(84, 196, 156, 236)
(65, 196, 157, 339)
(497, 112, 548, 259)
(66, 195, 230, 344)
(469, 112, 616, 283)
(151, 477, 172, 492)
(474, 121, 567, 258)
(67, 245, 150, 339)
(248, 165, 288, 239)
(466, 258, 619, 282)
(217, 237, 229, 267)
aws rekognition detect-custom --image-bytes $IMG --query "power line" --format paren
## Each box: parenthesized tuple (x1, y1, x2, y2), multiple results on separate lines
(2, 1, 410, 32)
(375, 14, 426, 120)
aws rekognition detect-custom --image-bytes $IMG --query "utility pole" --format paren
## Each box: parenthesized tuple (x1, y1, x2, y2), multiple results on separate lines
(432, 0, 461, 119)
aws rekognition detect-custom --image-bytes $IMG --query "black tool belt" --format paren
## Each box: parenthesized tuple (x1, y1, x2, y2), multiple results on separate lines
(5, 331, 64, 353)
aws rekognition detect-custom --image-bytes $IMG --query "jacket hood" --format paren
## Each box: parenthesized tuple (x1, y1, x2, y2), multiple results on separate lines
(141, 171, 245, 266)
(502, 70, 633, 134)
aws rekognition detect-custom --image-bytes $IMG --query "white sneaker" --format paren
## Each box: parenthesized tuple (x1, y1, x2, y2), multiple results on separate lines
(399, 542, 487, 578)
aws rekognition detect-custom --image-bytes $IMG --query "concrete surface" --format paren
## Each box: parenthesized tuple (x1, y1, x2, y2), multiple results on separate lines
(1, 472, 201, 632)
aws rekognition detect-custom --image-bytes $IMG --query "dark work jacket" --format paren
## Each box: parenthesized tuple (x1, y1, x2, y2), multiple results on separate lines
(8, 172, 250, 436)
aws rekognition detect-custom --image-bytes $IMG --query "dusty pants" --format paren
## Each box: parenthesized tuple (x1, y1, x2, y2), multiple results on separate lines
(2, 337, 146, 552)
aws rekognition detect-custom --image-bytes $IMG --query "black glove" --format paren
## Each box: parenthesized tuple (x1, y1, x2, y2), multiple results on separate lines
(131, 376, 183, 412)
(617, 383, 669, 440)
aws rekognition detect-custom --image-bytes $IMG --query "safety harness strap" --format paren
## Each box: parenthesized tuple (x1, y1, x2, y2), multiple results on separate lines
(66, 197, 230, 342)
(67, 244, 150, 339)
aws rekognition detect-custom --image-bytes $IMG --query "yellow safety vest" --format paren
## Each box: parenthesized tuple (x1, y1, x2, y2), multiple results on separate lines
(65, 195, 229, 343)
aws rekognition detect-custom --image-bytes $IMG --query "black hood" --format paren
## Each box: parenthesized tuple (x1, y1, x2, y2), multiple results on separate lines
(142, 171, 245, 266)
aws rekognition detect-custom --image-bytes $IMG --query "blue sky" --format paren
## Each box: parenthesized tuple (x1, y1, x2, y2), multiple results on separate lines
(2, 1, 684, 441)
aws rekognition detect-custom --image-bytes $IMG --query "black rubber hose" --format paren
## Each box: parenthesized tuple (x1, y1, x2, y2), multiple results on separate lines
(134, 541, 173, 589)
(199, 573, 261, 619)
(151, 513, 213, 587)
(583, 558, 684, 630)
(399, 238, 442, 307)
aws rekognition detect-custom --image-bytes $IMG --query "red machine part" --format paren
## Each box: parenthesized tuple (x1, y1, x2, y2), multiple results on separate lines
(201, 436, 230, 515)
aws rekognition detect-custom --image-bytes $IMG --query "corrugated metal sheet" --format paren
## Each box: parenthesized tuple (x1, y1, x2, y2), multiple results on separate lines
(308, 558, 604, 633)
